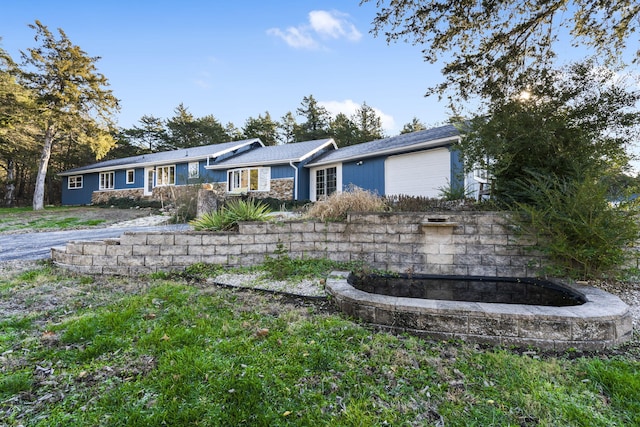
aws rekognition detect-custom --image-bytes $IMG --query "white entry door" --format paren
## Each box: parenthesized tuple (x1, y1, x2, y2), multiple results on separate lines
(144, 167, 155, 196)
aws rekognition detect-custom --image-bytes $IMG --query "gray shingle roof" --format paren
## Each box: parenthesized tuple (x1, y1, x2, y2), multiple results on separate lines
(206, 138, 337, 169)
(59, 139, 262, 176)
(305, 124, 460, 167)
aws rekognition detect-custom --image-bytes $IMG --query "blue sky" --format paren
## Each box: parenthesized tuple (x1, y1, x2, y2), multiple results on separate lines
(0, 0, 452, 135)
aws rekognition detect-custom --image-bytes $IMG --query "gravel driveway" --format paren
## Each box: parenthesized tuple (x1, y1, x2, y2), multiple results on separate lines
(0, 222, 189, 261)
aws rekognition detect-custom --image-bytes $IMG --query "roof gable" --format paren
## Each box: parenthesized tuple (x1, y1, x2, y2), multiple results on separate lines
(59, 139, 263, 176)
(305, 125, 460, 167)
(206, 138, 337, 169)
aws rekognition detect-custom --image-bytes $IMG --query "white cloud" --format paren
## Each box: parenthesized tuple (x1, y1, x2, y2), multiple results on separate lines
(267, 10, 361, 49)
(320, 99, 396, 132)
(266, 27, 318, 50)
(309, 10, 362, 41)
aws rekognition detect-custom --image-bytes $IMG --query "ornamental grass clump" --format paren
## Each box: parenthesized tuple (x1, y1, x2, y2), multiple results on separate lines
(189, 198, 272, 231)
(306, 186, 387, 221)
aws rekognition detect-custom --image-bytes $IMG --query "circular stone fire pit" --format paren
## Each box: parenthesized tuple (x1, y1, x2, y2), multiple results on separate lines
(325, 272, 632, 350)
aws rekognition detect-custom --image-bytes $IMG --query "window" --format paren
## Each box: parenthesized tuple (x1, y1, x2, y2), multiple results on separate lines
(315, 167, 337, 200)
(227, 167, 270, 193)
(188, 162, 199, 179)
(126, 169, 135, 184)
(99, 172, 114, 190)
(156, 165, 175, 186)
(68, 175, 83, 189)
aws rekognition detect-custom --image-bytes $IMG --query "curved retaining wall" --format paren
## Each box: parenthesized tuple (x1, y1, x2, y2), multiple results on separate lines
(52, 212, 545, 277)
(326, 272, 633, 350)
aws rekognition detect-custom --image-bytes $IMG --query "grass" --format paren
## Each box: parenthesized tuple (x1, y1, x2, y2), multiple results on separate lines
(0, 264, 638, 426)
(0, 206, 107, 232)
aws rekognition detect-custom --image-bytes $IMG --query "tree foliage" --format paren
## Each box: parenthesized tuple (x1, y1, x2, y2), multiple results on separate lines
(242, 111, 278, 146)
(19, 20, 119, 210)
(294, 94, 331, 141)
(457, 60, 640, 203)
(366, 0, 640, 102)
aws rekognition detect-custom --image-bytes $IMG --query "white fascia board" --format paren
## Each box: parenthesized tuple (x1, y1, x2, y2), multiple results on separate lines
(304, 136, 460, 168)
(298, 139, 338, 162)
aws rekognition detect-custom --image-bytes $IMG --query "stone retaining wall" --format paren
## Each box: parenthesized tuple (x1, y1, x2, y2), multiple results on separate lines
(52, 212, 546, 277)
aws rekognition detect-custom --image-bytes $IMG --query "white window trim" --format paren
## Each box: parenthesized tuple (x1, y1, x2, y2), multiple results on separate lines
(99, 171, 115, 190)
(68, 175, 83, 190)
(126, 169, 135, 184)
(188, 161, 199, 179)
(309, 164, 341, 201)
(156, 165, 176, 186)
(227, 166, 270, 193)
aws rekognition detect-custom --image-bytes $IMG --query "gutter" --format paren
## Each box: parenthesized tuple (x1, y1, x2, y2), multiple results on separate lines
(289, 160, 298, 200)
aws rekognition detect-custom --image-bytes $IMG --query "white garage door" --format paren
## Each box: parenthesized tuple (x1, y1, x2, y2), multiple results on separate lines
(385, 148, 451, 197)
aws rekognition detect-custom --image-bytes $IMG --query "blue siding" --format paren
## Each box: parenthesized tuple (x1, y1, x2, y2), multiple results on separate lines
(62, 174, 98, 205)
(342, 157, 385, 195)
(115, 169, 142, 189)
(271, 164, 295, 179)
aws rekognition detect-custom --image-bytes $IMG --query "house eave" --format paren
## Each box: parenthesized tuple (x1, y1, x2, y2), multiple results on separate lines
(305, 136, 460, 168)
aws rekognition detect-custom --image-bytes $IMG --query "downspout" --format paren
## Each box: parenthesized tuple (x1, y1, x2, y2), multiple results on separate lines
(289, 160, 298, 200)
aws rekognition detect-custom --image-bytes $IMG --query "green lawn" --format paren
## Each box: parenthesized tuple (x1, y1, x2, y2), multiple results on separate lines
(0, 264, 638, 426)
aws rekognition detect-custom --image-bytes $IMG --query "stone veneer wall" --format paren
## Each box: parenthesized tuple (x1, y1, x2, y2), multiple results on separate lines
(91, 189, 145, 204)
(52, 211, 546, 277)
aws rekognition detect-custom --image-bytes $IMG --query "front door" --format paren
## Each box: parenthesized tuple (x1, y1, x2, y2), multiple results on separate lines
(144, 167, 154, 196)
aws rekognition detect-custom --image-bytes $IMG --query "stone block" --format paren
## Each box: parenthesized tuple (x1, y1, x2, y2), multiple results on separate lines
(290, 222, 315, 233)
(399, 234, 423, 244)
(465, 244, 496, 255)
(239, 222, 267, 234)
(418, 313, 468, 334)
(161, 245, 188, 256)
(147, 234, 175, 245)
(175, 234, 203, 245)
(66, 242, 85, 255)
(71, 254, 93, 266)
(144, 255, 174, 267)
(228, 234, 255, 244)
(454, 254, 482, 265)
(481, 254, 512, 266)
(120, 233, 148, 245)
(468, 265, 498, 276)
(92, 256, 115, 266)
(217, 244, 242, 255)
(106, 245, 133, 256)
(102, 265, 132, 276)
(82, 242, 106, 256)
(202, 234, 230, 245)
(254, 233, 281, 244)
(426, 253, 454, 265)
(242, 243, 268, 254)
(327, 223, 347, 233)
(386, 242, 414, 254)
(572, 320, 615, 341)
(518, 318, 571, 340)
(266, 222, 291, 233)
(133, 245, 160, 256)
(291, 241, 316, 252)
(118, 256, 145, 266)
(348, 233, 375, 243)
(200, 254, 229, 264)
(172, 255, 203, 266)
(187, 245, 214, 256)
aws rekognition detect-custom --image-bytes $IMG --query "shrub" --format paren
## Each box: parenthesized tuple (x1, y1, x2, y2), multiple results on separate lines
(306, 186, 387, 221)
(95, 196, 162, 210)
(189, 198, 272, 231)
(512, 172, 640, 279)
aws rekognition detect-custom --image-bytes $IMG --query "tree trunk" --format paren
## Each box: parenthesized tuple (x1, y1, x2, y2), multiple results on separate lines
(4, 158, 15, 208)
(33, 125, 55, 211)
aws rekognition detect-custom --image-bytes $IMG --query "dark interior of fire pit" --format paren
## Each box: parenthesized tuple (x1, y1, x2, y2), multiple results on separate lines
(348, 273, 586, 307)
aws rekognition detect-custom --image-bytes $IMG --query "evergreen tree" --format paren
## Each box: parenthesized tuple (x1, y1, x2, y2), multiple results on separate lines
(294, 94, 331, 141)
(242, 111, 279, 146)
(19, 20, 119, 210)
(328, 113, 358, 147)
(277, 111, 297, 144)
(400, 117, 426, 134)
